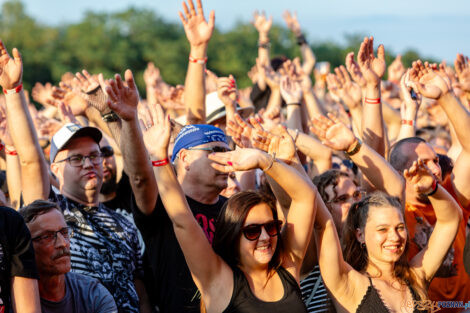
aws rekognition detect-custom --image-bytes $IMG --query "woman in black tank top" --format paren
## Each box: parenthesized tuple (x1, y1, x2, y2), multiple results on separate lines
(153, 106, 317, 312)
(313, 160, 461, 313)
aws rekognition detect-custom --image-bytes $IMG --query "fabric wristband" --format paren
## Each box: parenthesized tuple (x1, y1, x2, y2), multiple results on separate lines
(258, 41, 271, 49)
(296, 34, 308, 46)
(189, 56, 207, 65)
(3, 84, 23, 95)
(263, 153, 276, 172)
(152, 158, 170, 167)
(0, 142, 4, 152)
(364, 97, 381, 105)
(401, 120, 414, 126)
(5, 146, 17, 156)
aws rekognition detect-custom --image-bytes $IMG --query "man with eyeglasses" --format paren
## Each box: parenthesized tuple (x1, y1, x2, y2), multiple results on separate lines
(20, 200, 117, 313)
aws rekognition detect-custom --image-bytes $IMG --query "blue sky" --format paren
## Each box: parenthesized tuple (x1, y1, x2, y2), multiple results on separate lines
(6, 0, 470, 62)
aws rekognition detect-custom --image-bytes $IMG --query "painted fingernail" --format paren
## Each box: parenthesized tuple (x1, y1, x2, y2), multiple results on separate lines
(227, 161, 233, 166)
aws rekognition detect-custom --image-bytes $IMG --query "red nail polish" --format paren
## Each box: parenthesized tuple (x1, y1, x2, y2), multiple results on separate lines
(227, 161, 233, 166)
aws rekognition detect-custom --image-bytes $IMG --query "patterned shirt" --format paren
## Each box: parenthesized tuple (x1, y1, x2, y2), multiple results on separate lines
(300, 265, 334, 313)
(50, 191, 143, 313)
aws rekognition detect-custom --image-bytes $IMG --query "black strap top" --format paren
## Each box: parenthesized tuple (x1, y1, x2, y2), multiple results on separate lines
(222, 267, 308, 313)
(356, 277, 427, 313)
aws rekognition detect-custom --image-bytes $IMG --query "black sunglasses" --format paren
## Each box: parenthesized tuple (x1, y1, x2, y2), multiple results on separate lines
(100, 146, 114, 158)
(187, 146, 231, 153)
(241, 220, 283, 241)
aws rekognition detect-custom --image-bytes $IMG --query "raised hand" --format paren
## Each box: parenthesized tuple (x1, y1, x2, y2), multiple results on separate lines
(226, 113, 254, 148)
(263, 64, 281, 89)
(252, 11, 272, 35)
(178, 0, 215, 47)
(252, 123, 296, 164)
(31, 82, 54, 107)
(357, 37, 386, 86)
(328, 66, 362, 110)
(141, 102, 171, 159)
(280, 76, 302, 104)
(72, 70, 112, 114)
(399, 70, 421, 121)
(143, 62, 163, 88)
(310, 113, 356, 151)
(403, 159, 436, 194)
(208, 148, 266, 172)
(217, 75, 238, 107)
(50, 82, 88, 116)
(282, 11, 301, 36)
(57, 101, 79, 125)
(408, 60, 451, 99)
(388, 54, 405, 83)
(454, 54, 470, 92)
(345, 52, 367, 88)
(104, 70, 140, 121)
(0, 40, 22, 90)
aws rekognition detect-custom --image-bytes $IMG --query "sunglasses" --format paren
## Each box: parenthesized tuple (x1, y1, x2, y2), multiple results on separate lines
(100, 146, 114, 158)
(241, 220, 283, 241)
(187, 146, 231, 153)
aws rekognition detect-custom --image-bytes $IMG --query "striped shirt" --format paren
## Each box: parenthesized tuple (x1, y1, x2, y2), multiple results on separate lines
(50, 191, 143, 313)
(300, 265, 334, 313)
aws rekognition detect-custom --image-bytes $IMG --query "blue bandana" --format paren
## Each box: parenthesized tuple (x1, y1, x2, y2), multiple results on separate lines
(171, 124, 227, 162)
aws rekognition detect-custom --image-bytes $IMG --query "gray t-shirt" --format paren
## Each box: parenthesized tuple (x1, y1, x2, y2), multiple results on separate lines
(41, 272, 117, 313)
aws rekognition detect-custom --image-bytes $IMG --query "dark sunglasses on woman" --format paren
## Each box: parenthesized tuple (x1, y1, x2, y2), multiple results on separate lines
(241, 220, 283, 241)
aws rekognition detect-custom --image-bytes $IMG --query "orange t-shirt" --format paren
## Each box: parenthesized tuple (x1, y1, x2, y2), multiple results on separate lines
(405, 178, 470, 312)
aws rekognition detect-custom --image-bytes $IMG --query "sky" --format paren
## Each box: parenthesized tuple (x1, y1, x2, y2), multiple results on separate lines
(4, 0, 470, 62)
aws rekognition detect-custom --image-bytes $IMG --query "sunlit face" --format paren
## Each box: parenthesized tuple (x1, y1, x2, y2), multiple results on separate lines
(239, 203, 278, 269)
(180, 142, 229, 191)
(360, 206, 407, 265)
(28, 209, 71, 276)
(220, 172, 241, 198)
(325, 176, 361, 235)
(51, 137, 103, 198)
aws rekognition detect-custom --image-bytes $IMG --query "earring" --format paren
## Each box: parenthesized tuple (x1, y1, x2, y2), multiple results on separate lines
(361, 242, 366, 249)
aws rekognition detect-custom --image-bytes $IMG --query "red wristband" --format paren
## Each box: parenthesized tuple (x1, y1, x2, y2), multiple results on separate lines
(364, 97, 381, 104)
(401, 119, 414, 126)
(3, 84, 23, 95)
(0, 142, 4, 152)
(5, 146, 17, 156)
(189, 56, 207, 65)
(152, 158, 170, 167)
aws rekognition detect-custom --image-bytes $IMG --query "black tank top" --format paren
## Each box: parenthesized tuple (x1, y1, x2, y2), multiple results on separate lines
(356, 277, 427, 313)
(222, 267, 308, 313)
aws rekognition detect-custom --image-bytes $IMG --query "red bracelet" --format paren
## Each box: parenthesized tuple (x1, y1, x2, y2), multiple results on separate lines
(152, 158, 170, 167)
(189, 56, 207, 65)
(425, 180, 438, 196)
(401, 120, 414, 126)
(364, 97, 381, 104)
(3, 84, 23, 95)
(0, 142, 4, 152)
(5, 146, 17, 156)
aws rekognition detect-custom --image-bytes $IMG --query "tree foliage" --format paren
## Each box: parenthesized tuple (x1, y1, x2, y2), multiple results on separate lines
(0, 0, 435, 94)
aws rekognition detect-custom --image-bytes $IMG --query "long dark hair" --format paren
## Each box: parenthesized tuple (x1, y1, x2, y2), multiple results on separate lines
(212, 191, 284, 272)
(342, 192, 427, 299)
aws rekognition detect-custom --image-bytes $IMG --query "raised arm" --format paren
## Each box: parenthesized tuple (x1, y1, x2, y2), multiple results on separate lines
(396, 70, 421, 142)
(253, 11, 272, 68)
(311, 114, 405, 201)
(210, 148, 317, 277)
(105, 70, 157, 215)
(408, 59, 470, 208)
(357, 37, 387, 156)
(407, 160, 462, 281)
(0, 40, 49, 203)
(282, 11, 315, 75)
(179, 0, 215, 125)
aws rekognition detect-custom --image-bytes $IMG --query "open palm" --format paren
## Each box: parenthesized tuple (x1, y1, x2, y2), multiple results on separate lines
(0, 41, 22, 90)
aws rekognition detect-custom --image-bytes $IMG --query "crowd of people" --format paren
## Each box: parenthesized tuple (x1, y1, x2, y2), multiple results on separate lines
(0, 0, 469, 312)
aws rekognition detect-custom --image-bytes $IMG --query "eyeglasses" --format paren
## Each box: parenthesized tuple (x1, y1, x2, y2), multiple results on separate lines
(332, 159, 355, 170)
(31, 227, 73, 245)
(328, 190, 364, 204)
(100, 146, 114, 158)
(187, 146, 231, 153)
(55, 152, 103, 167)
(241, 220, 283, 241)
